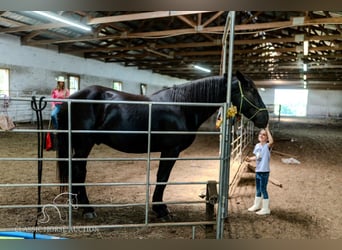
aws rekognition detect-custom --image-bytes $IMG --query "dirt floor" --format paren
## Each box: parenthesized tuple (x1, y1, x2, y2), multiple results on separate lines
(0, 117, 341, 239)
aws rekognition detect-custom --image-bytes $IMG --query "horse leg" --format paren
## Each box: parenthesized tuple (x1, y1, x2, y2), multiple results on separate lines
(72, 141, 96, 219)
(152, 150, 180, 219)
(72, 162, 96, 218)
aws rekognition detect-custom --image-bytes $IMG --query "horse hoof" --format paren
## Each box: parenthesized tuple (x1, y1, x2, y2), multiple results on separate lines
(159, 213, 173, 222)
(83, 212, 97, 219)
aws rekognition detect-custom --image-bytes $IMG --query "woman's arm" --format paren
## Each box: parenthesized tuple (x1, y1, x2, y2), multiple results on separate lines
(51, 89, 57, 108)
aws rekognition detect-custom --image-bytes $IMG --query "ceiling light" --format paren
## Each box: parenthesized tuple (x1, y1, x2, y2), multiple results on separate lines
(32, 11, 92, 32)
(303, 41, 309, 56)
(303, 74, 307, 80)
(303, 63, 307, 72)
(194, 65, 211, 73)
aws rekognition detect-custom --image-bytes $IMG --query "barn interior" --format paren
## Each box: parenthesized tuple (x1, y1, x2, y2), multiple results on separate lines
(0, 10, 341, 240)
(0, 11, 341, 90)
(0, 11, 341, 122)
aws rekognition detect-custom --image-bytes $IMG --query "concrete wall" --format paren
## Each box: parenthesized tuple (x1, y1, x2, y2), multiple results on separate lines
(0, 34, 186, 122)
(1, 33, 341, 123)
(307, 90, 342, 118)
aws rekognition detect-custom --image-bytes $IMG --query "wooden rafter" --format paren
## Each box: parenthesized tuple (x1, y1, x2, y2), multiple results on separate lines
(20, 17, 342, 46)
(0, 11, 341, 89)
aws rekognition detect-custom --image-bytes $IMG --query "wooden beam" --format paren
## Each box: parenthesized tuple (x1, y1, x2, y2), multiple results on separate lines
(87, 11, 213, 25)
(22, 17, 342, 46)
(59, 34, 341, 54)
(0, 22, 70, 33)
(202, 11, 225, 27)
(3, 11, 212, 34)
(177, 15, 196, 28)
(0, 16, 24, 27)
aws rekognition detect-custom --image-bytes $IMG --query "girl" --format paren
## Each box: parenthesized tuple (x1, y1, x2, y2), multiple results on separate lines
(245, 123, 274, 215)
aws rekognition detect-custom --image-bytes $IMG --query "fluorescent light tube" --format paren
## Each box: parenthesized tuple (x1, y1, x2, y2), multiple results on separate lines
(303, 40, 309, 56)
(33, 11, 92, 32)
(303, 64, 307, 72)
(194, 65, 211, 73)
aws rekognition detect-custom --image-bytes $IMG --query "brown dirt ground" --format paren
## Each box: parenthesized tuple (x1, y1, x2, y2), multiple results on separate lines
(0, 117, 341, 239)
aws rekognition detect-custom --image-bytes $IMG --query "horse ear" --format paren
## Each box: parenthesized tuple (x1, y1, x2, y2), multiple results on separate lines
(236, 70, 256, 89)
(235, 70, 245, 82)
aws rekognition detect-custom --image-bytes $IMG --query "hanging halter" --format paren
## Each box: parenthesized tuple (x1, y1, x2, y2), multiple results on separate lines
(237, 80, 268, 120)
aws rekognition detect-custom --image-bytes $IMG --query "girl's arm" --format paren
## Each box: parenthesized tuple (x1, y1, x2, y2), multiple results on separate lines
(265, 124, 274, 147)
(245, 155, 256, 162)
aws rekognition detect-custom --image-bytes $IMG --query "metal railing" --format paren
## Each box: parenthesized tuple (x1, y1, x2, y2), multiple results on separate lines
(0, 95, 254, 239)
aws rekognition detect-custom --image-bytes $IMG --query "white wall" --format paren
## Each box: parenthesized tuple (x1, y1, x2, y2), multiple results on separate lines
(0, 34, 186, 94)
(307, 90, 342, 118)
(1, 33, 341, 122)
(258, 88, 274, 106)
(0, 34, 186, 122)
(259, 88, 342, 118)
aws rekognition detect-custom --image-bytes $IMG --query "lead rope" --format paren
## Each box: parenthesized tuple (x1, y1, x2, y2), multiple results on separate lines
(237, 80, 268, 120)
(30, 96, 47, 239)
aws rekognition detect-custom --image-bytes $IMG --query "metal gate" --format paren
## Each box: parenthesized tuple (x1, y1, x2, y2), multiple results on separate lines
(0, 11, 250, 239)
(0, 96, 254, 239)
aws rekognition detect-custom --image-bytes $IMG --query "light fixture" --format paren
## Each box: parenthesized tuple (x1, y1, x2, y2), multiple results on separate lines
(303, 40, 309, 56)
(303, 74, 307, 80)
(193, 65, 211, 73)
(303, 63, 307, 72)
(303, 80, 307, 89)
(32, 11, 92, 32)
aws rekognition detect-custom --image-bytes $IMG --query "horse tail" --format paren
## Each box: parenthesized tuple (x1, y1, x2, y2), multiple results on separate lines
(56, 105, 69, 191)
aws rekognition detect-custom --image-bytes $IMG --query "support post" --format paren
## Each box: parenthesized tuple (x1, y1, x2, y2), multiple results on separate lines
(205, 180, 218, 238)
(216, 10, 236, 239)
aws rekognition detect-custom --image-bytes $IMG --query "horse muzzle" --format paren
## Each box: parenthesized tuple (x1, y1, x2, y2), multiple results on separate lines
(252, 109, 269, 128)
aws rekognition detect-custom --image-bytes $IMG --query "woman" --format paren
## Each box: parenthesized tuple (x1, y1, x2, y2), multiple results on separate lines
(245, 123, 274, 215)
(51, 76, 70, 129)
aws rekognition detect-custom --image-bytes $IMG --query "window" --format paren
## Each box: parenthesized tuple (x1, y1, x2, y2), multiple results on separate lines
(113, 81, 122, 91)
(140, 83, 147, 95)
(0, 68, 10, 96)
(68, 75, 80, 95)
(274, 89, 308, 116)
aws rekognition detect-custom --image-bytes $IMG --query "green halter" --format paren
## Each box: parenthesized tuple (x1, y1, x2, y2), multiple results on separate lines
(238, 80, 268, 120)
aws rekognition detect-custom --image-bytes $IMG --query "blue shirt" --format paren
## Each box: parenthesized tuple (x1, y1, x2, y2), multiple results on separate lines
(253, 143, 271, 172)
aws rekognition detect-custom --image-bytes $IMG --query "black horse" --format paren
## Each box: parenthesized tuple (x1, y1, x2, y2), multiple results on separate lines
(57, 71, 268, 219)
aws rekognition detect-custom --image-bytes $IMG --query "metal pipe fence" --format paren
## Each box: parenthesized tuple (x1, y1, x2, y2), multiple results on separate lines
(0, 95, 254, 238)
(0, 96, 252, 240)
(0, 95, 254, 239)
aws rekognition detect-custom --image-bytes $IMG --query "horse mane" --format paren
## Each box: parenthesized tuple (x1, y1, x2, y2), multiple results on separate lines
(151, 75, 225, 103)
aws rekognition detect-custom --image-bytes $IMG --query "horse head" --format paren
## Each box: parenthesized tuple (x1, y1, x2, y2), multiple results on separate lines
(232, 71, 269, 128)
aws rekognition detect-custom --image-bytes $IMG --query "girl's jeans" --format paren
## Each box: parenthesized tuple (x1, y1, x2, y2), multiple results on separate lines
(51, 104, 61, 129)
(256, 172, 270, 199)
